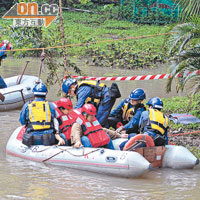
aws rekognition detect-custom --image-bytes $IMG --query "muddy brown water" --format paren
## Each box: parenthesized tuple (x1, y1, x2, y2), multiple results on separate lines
(0, 57, 199, 200)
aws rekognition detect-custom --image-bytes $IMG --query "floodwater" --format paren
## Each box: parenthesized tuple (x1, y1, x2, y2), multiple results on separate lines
(0, 57, 199, 200)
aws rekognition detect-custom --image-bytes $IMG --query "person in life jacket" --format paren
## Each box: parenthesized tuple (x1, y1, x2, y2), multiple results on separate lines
(0, 39, 13, 88)
(0, 39, 12, 63)
(62, 78, 121, 126)
(139, 97, 169, 146)
(19, 82, 64, 146)
(54, 97, 74, 146)
(113, 88, 146, 135)
(70, 103, 128, 149)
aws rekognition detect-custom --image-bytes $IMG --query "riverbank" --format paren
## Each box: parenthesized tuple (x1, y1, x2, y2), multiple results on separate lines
(0, 10, 171, 70)
(162, 94, 200, 158)
(0, 7, 199, 158)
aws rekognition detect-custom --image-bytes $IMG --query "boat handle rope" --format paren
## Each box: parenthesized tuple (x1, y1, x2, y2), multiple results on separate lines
(42, 146, 100, 162)
(31, 145, 56, 153)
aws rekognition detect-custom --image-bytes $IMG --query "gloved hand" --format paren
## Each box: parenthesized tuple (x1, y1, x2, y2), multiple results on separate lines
(116, 126, 125, 133)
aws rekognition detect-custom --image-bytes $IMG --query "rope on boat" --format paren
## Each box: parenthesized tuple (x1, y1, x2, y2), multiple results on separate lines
(42, 146, 100, 162)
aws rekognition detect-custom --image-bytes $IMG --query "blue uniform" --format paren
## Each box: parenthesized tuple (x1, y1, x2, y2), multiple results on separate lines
(0, 45, 7, 59)
(0, 44, 9, 88)
(118, 105, 146, 150)
(75, 85, 115, 126)
(107, 98, 133, 128)
(19, 97, 56, 145)
(110, 98, 131, 118)
(0, 75, 7, 89)
(0, 45, 8, 88)
(19, 97, 55, 125)
(124, 105, 145, 131)
(139, 110, 168, 144)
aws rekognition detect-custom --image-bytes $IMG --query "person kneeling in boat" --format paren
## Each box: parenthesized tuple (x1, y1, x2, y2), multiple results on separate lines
(20, 82, 64, 146)
(114, 89, 146, 150)
(54, 97, 74, 146)
(139, 97, 169, 146)
(70, 103, 128, 149)
(107, 88, 146, 133)
(62, 78, 121, 126)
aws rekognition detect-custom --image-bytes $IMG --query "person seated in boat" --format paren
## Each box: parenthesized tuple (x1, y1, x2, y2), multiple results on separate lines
(70, 103, 128, 149)
(112, 88, 146, 135)
(62, 78, 121, 126)
(54, 97, 74, 146)
(0, 40, 12, 88)
(0, 75, 7, 89)
(19, 82, 65, 146)
(139, 97, 169, 146)
(0, 39, 12, 64)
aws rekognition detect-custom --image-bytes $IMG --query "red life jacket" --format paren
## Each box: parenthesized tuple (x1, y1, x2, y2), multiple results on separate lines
(69, 109, 110, 147)
(55, 107, 74, 140)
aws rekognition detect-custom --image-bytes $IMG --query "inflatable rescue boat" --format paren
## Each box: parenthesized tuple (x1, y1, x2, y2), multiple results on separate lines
(0, 75, 39, 111)
(113, 138, 199, 170)
(6, 127, 199, 178)
(6, 126, 151, 178)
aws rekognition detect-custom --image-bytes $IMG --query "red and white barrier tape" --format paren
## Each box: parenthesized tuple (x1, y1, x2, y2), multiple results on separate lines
(70, 70, 200, 81)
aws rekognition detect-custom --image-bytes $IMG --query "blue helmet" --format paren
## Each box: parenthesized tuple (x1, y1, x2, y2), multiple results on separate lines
(129, 88, 146, 100)
(146, 97, 163, 109)
(62, 78, 77, 94)
(32, 82, 48, 96)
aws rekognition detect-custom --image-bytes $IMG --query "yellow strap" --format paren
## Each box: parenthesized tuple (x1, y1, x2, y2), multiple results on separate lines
(78, 80, 105, 88)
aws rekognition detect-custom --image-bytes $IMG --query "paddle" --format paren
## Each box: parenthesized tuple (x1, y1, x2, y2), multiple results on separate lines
(17, 61, 30, 85)
(38, 49, 46, 82)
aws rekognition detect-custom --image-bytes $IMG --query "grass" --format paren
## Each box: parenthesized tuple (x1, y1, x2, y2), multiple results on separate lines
(162, 94, 200, 158)
(162, 94, 200, 131)
(60, 11, 171, 56)
(0, 11, 171, 60)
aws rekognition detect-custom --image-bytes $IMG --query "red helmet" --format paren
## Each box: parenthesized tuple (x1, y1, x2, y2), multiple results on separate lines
(57, 97, 73, 110)
(6, 43, 12, 50)
(82, 104, 96, 115)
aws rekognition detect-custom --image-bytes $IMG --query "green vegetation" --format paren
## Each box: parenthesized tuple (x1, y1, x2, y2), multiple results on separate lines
(188, 146, 200, 160)
(162, 94, 200, 157)
(0, 1, 199, 157)
(162, 94, 200, 130)
(165, 0, 200, 95)
(0, 10, 171, 70)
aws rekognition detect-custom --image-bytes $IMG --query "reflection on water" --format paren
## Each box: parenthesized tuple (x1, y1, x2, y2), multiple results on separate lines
(2, 153, 200, 200)
(0, 58, 199, 200)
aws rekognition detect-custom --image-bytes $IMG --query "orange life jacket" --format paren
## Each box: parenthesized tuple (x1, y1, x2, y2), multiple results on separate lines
(69, 109, 110, 147)
(55, 107, 74, 140)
